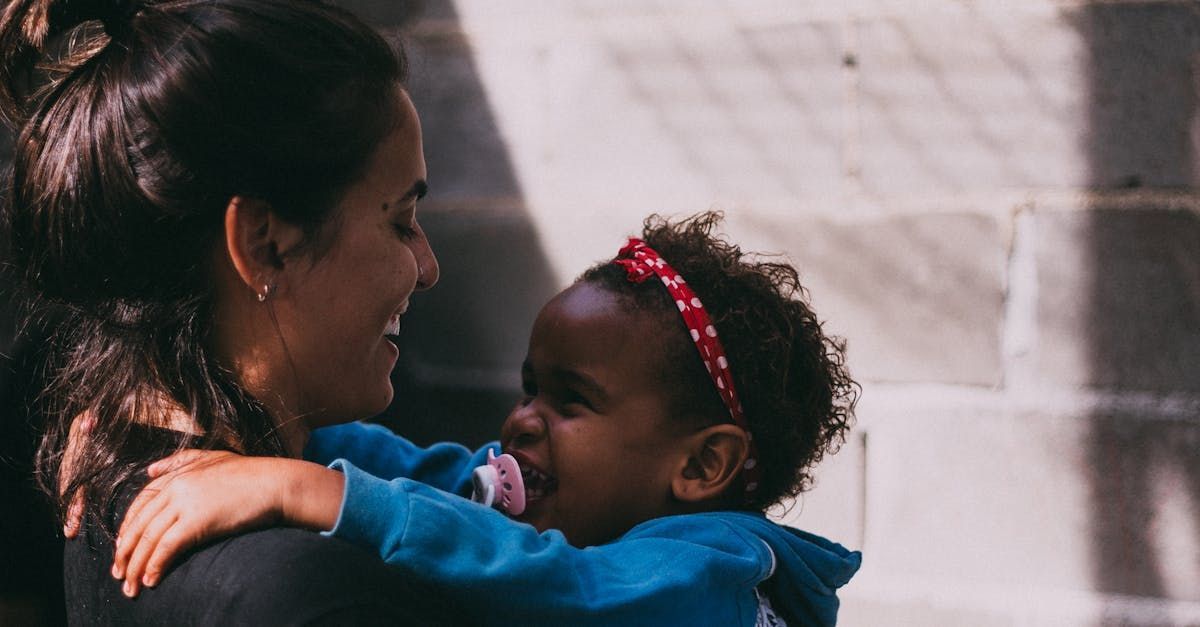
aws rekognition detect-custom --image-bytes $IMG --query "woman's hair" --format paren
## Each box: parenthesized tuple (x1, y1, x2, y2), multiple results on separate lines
(0, 0, 406, 530)
(581, 212, 859, 511)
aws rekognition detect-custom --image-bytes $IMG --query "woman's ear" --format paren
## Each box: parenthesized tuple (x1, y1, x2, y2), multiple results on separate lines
(223, 196, 306, 293)
(671, 424, 750, 504)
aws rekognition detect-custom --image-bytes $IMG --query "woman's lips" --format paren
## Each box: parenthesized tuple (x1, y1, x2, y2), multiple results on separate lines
(384, 302, 409, 336)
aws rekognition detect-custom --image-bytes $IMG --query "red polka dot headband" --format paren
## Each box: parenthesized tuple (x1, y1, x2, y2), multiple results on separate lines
(613, 238, 761, 497)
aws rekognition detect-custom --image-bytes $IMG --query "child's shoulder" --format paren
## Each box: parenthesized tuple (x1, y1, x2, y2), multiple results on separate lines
(628, 509, 776, 532)
(624, 511, 859, 576)
(622, 511, 785, 553)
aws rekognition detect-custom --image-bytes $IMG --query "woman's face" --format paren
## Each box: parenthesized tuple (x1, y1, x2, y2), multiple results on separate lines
(279, 87, 438, 425)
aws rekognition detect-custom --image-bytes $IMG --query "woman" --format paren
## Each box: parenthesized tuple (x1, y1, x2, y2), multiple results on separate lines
(1, 0, 451, 622)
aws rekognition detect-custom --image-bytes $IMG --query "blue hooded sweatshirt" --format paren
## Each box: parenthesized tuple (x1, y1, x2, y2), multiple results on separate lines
(306, 422, 861, 626)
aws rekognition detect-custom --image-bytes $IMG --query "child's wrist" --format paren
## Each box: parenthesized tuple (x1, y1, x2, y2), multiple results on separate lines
(278, 460, 344, 531)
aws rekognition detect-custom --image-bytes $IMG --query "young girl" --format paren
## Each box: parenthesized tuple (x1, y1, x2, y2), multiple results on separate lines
(110, 212, 861, 626)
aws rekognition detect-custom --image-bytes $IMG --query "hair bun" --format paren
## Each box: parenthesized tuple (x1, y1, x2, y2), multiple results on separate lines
(49, 0, 143, 39)
(0, 0, 145, 124)
(94, 0, 142, 38)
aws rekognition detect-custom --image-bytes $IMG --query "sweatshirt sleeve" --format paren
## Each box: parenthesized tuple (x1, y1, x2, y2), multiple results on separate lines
(323, 460, 774, 627)
(304, 422, 494, 495)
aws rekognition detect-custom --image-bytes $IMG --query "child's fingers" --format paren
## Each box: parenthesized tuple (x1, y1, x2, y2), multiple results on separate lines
(121, 509, 179, 597)
(63, 491, 84, 538)
(117, 484, 163, 552)
(114, 491, 171, 580)
(146, 449, 208, 479)
(141, 523, 196, 588)
(75, 412, 96, 435)
(59, 413, 99, 536)
(58, 413, 96, 493)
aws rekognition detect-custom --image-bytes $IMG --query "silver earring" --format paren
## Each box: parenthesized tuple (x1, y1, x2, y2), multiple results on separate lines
(257, 283, 274, 302)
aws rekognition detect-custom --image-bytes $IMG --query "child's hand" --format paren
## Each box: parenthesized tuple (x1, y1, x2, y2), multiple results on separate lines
(112, 450, 293, 597)
(61, 412, 96, 538)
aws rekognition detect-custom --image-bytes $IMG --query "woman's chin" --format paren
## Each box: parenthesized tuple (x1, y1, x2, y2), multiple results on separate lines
(365, 381, 396, 418)
(348, 375, 396, 422)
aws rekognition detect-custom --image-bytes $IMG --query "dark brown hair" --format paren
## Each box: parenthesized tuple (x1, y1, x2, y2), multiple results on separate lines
(0, 0, 406, 531)
(581, 212, 859, 511)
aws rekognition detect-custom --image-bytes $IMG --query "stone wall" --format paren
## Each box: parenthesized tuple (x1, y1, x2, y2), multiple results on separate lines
(371, 1, 1200, 624)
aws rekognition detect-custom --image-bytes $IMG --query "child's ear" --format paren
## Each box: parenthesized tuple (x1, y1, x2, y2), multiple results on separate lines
(223, 196, 306, 294)
(671, 424, 750, 504)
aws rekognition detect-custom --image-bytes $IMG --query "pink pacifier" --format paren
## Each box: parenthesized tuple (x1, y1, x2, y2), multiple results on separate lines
(471, 450, 526, 516)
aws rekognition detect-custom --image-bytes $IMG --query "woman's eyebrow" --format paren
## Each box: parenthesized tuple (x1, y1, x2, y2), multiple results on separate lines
(382, 179, 428, 211)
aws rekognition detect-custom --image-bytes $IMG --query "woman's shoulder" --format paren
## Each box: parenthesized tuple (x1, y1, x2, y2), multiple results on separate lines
(165, 526, 453, 624)
(65, 472, 461, 625)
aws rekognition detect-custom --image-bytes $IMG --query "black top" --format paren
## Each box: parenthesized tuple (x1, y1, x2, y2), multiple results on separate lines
(64, 430, 461, 626)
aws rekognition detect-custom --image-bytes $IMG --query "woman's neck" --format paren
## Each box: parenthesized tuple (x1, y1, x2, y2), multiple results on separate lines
(209, 256, 313, 459)
(259, 396, 312, 458)
(130, 388, 202, 435)
(129, 388, 311, 457)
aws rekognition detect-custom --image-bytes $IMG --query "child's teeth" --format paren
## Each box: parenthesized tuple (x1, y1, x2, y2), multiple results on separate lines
(385, 315, 401, 335)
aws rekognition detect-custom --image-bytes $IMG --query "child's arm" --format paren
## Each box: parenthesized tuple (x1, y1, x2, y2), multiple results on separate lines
(116, 452, 772, 624)
(305, 421, 493, 495)
(112, 450, 345, 597)
(325, 460, 774, 626)
(112, 423, 498, 597)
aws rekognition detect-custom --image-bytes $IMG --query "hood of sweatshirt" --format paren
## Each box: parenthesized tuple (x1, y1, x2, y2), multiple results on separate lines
(721, 511, 861, 626)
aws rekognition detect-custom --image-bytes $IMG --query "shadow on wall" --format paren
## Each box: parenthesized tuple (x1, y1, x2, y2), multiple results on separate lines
(338, 0, 560, 447)
(1073, 4, 1200, 601)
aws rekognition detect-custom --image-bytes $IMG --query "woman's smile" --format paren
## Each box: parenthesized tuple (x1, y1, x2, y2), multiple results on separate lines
(269, 88, 438, 427)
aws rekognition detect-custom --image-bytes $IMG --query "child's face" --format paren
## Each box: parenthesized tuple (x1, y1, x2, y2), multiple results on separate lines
(501, 281, 693, 547)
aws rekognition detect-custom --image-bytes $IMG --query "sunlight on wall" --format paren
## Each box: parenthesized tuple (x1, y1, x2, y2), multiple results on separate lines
(449, 1, 830, 285)
(444, 1, 1200, 624)
(1149, 457, 1200, 600)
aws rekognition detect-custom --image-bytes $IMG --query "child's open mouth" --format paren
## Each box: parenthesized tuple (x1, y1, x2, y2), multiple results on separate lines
(520, 464, 557, 502)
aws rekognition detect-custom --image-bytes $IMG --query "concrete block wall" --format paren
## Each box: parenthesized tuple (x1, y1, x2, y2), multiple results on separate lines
(365, 1, 1200, 625)
(0, 1, 1195, 625)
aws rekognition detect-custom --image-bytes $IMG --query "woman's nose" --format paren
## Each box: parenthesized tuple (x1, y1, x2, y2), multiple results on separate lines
(501, 401, 546, 449)
(414, 224, 439, 290)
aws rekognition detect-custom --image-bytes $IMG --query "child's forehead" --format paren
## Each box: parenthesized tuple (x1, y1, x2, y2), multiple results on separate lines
(550, 281, 621, 313)
(532, 282, 676, 366)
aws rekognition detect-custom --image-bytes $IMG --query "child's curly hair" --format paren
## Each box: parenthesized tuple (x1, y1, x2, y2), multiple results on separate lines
(580, 211, 858, 511)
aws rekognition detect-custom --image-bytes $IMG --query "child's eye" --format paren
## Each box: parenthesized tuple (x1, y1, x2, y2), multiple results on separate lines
(561, 391, 592, 412)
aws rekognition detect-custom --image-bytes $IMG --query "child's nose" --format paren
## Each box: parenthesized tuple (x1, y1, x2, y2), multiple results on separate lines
(501, 401, 546, 449)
